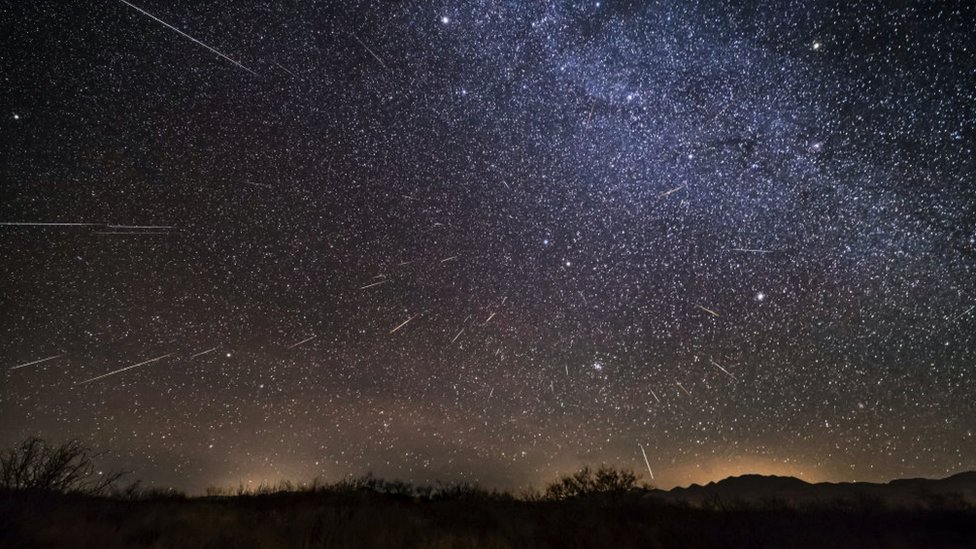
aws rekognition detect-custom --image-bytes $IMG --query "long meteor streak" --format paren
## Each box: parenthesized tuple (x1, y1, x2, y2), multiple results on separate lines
(695, 304, 720, 317)
(639, 444, 655, 480)
(729, 247, 773, 253)
(76, 353, 174, 385)
(709, 358, 737, 380)
(9, 354, 66, 371)
(189, 346, 219, 358)
(0, 222, 95, 227)
(351, 33, 389, 70)
(390, 315, 416, 334)
(287, 335, 317, 349)
(117, 0, 257, 75)
(951, 305, 975, 321)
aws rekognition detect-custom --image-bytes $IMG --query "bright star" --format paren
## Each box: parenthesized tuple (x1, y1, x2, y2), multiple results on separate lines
(12, 113, 20, 120)
(440, 16, 450, 24)
(756, 292, 766, 301)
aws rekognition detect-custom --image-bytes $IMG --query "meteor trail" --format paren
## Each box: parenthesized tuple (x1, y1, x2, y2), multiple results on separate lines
(189, 346, 218, 358)
(351, 33, 389, 70)
(451, 328, 465, 343)
(390, 315, 416, 334)
(657, 185, 685, 198)
(76, 353, 174, 385)
(0, 222, 95, 227)
(484, 312, 496, 324)
(287, 335, 317, 349)
(117, 0, 257, 75)
(950, 305, 974, 321)
(729, 248, 774, 253)
(274, 62, 298, 78)
(94, 231, 170, 236)
(9, 354, 66, 371)
(709, 358, 737, 380)
(695, 304, 720, 317)
(440, 255, 458, 263)
(639, 444, 655, 480)
(359, 279, 390, 290)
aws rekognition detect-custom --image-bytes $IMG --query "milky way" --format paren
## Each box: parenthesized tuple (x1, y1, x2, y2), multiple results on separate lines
(1, 0, 974, 492)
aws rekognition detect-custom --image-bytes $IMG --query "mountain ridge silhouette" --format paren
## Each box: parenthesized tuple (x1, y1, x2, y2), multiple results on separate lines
(651, 471, 976, 505)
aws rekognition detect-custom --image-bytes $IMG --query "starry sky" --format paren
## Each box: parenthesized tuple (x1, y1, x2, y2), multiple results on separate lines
(1, 0, 975, 493)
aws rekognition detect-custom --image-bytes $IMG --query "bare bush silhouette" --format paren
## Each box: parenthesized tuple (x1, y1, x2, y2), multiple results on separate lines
(0, 437, 125, 495)
(544, 464, 642, 500)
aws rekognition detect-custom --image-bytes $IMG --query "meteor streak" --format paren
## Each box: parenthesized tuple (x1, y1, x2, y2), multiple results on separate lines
(695, 304, 720, 317)
(287, 335, 317, 349)
(76, 353, 174, 385)
(951, 305, 975, 321)
(189, 346, 218, 358)
(656, 185, 685, 198)
(9, 354, 66, 371)
(390, 315, 416, 334)
(351, 33, 389, 70)
(639, 444, 655, 480)
(729, 248, 773, 253)
(117, 0, 257, 75)
(709, 358, 737, 380)
(274, 62, 298, 78)
(0, 222, 95, 227)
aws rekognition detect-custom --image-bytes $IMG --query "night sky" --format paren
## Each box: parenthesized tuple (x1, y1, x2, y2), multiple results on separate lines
(2, 0, 975, 493)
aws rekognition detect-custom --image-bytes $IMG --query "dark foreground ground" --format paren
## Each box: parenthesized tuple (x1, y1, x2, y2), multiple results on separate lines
(2, 490, 975, 549)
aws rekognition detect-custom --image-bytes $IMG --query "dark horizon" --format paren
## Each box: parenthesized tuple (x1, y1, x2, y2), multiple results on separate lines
(2, 0, 974, 496)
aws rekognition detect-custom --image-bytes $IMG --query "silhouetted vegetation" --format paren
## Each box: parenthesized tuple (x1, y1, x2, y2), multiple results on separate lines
(0, 437, 125, 495)
(2, 438, 974, 548)
(543, 464, 643, 499)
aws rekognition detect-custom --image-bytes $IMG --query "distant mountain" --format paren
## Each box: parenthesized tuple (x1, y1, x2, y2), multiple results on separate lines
(650, 471, 976, 506)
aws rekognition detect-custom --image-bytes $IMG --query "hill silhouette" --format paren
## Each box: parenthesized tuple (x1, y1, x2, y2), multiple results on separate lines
(653, 471, 976, 507)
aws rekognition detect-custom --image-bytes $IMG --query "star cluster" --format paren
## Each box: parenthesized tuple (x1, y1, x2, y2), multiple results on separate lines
(1, 0, 974, 492)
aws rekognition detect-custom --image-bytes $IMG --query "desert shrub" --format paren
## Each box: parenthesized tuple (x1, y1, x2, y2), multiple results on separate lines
(0, 437, 125, 495)
(544, 464, 641, 500)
